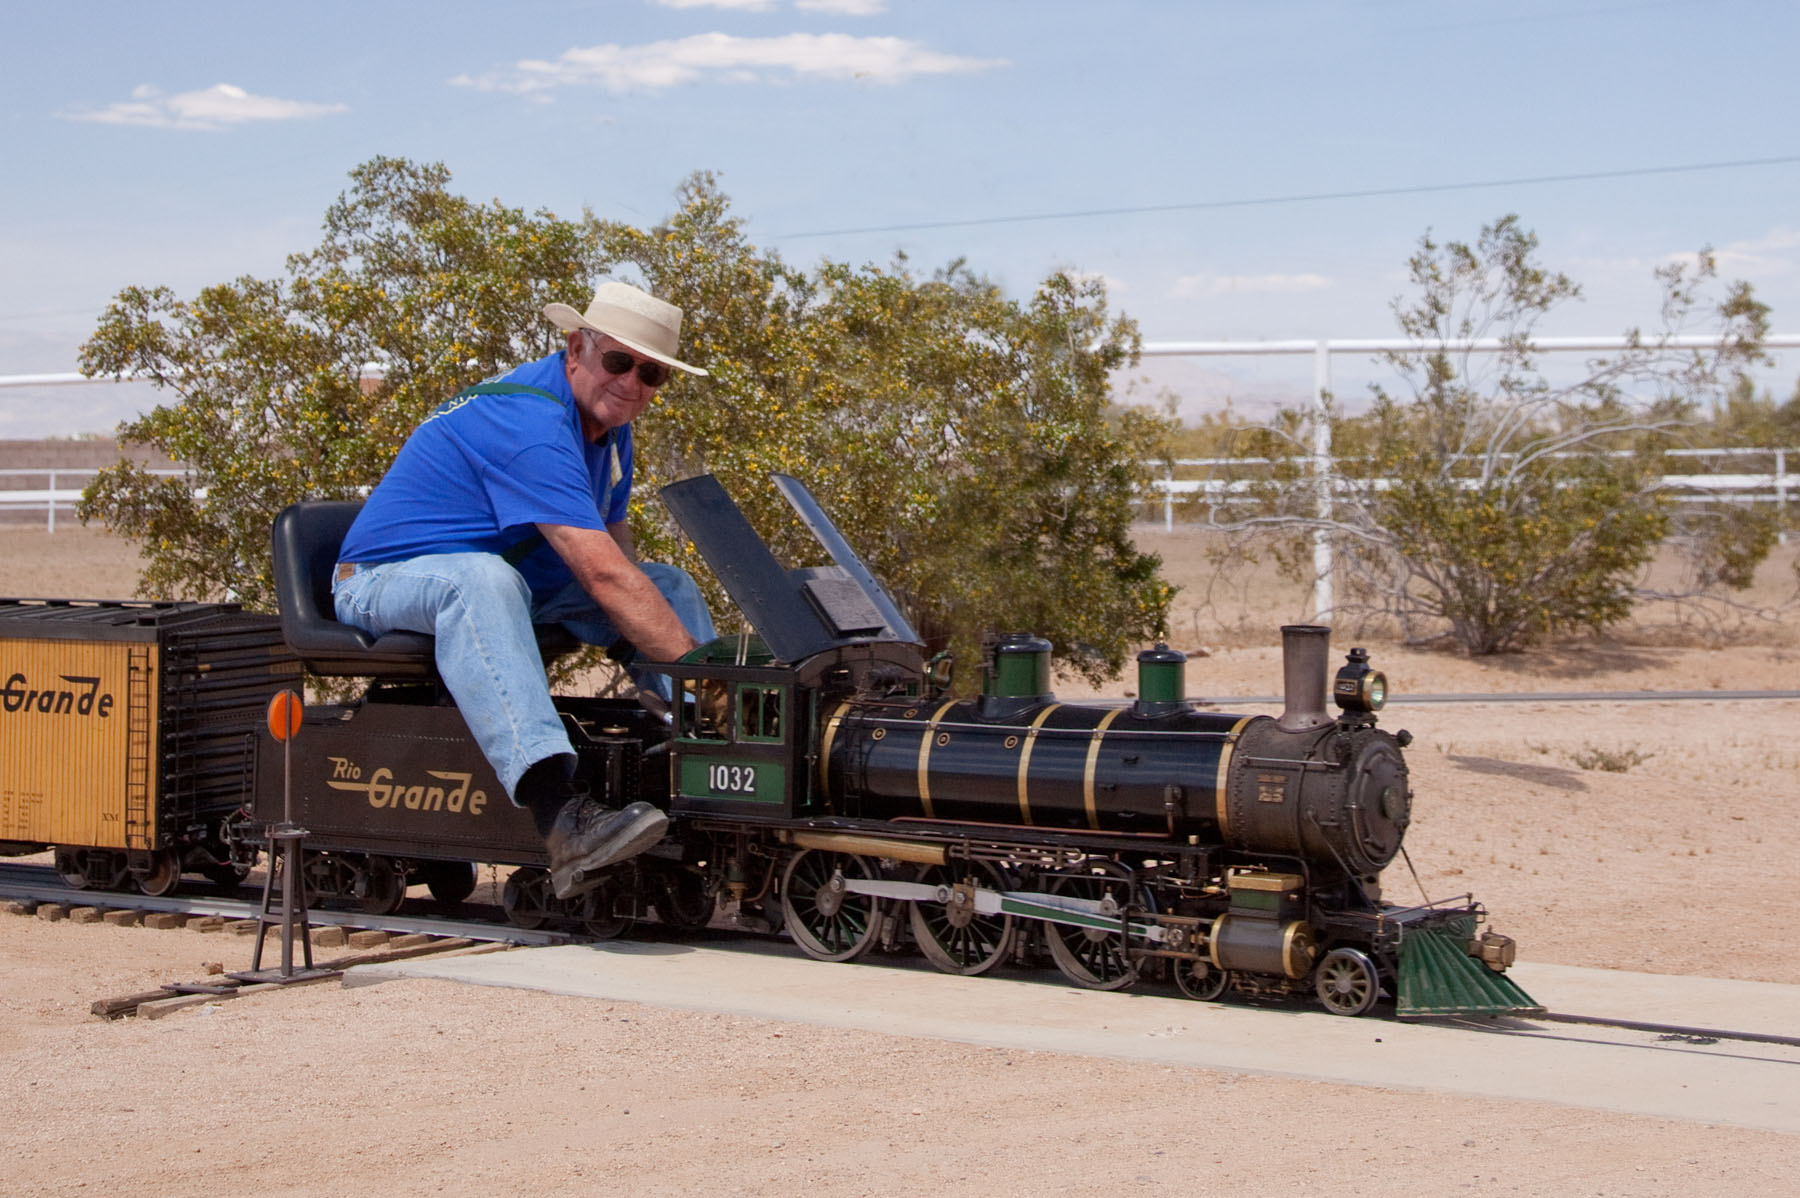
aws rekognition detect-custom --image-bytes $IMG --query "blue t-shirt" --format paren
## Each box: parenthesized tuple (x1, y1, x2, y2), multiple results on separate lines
(337, 351, 634, 600)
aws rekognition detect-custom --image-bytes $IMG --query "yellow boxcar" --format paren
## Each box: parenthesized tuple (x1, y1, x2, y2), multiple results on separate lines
(0, 599, 299, 894)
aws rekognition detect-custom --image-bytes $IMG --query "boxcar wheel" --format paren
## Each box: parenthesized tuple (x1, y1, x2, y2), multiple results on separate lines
(420, 861, 479, 905)
(1314, 947, 1381, 1017)
(357, 857, 407, 916)
(54, 849, 91, 890)
(203, 863, 252, 892)
(503, 868, 552, 930)
(136, 850, 182, 898)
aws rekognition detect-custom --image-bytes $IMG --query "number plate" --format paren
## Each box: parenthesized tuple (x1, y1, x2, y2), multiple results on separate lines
(678, 756, 785, 806)
(707, 763, 757, 795)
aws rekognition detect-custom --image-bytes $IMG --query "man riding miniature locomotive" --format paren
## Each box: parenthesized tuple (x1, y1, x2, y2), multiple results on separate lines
(332, 282, 714, 900)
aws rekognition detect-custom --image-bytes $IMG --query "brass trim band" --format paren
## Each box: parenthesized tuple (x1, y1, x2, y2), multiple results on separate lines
(1213, 715, 1254, 839)
(784, 829, 948, 867)
(817, 700, 850, 799)
(1082, 707, 1124, 830)
(1015, 703, 1061, 826)
(916, 699, 959, 819)
(1281, 920, 1316, 979)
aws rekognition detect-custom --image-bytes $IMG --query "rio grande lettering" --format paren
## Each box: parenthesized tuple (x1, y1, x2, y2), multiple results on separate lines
(1, 673, 114, 718)
(325, 758, 488, 816)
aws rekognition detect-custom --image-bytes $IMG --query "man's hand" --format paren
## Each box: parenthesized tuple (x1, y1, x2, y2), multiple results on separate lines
(696, 679, 731, 733)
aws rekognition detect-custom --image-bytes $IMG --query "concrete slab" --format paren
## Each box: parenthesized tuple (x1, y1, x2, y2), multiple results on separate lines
(345, 940, 1800, 1134)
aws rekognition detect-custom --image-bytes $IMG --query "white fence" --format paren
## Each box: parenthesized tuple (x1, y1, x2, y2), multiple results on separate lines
(1149, 446, 1798, 533)
(0, 467, 187, 532)
(1138, 334, 1800, 616)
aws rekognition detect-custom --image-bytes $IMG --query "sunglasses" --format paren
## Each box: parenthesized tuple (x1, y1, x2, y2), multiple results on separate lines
(597, 348, 671, 388)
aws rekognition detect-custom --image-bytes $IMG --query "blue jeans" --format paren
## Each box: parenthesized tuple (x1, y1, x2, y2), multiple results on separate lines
(332, 553, 714, 802)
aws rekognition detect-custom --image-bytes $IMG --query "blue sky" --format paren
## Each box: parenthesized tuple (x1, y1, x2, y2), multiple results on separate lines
(4, 0, 1798, 437)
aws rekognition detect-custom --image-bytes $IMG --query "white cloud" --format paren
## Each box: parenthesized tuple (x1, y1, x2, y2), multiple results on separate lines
(453, 33, 1004, 95)
(1688, 227, 1800, 278)
(59, 83, 347, 131)
(1171, 272, 1333, 299)
(654, 0, 778, 10)
(795, 0, 888, 13)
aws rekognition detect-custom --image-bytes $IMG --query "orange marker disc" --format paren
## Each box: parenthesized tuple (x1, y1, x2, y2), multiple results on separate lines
(266, 690, 303, 742)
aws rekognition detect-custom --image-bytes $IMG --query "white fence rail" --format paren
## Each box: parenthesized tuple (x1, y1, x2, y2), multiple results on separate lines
(0, 467, 187, 533)
(1149, 446, 1798, 532)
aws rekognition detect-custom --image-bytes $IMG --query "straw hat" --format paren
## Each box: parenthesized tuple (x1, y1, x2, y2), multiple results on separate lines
(543, 282, 707, 376)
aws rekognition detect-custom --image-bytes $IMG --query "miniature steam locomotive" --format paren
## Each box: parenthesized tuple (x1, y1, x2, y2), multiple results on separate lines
(0, 473, 1537, 1019)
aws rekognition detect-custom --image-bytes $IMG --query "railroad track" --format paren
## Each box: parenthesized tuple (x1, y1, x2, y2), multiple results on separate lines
(7, 860, 1797, 1057)
(0, 861, 566, 946)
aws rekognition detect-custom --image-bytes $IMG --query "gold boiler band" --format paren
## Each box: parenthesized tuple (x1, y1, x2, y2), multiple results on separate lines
(1081, 707, 1124, 830)
(1014, 704, 1061, 826)
(915, 699, 960, 819)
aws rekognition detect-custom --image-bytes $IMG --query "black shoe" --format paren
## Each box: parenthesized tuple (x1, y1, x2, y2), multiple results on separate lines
(545, 798, 669, 900)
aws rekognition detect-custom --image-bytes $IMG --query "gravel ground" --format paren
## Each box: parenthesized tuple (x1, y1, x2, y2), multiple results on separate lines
(1, 524, 1796, 1194)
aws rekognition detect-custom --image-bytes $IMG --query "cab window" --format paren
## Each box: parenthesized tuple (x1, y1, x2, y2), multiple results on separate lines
(738, 686, 784, 742)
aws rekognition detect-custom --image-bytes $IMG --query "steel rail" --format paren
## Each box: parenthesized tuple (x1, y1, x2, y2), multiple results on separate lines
(1160, 690, 1800, 706)
(1526, 1011, 1800, 1050)
(0, 865, 566, 946)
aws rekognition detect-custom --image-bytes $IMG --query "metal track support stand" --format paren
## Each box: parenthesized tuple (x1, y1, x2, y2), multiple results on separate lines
(234, 690, 336, 985)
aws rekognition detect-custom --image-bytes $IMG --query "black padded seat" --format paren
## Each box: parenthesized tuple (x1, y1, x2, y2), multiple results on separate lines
(271, 500, 578, 679)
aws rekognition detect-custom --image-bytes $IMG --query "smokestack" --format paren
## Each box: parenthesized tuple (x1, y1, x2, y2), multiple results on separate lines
(1278, 624, 1332, 732)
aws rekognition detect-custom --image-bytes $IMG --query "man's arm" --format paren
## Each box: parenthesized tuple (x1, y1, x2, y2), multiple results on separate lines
(608, 520, 635, 562)
(538, 522, 695, 663)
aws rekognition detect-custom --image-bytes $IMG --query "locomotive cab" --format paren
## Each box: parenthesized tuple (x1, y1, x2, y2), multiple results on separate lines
(664, 635, 806, 819)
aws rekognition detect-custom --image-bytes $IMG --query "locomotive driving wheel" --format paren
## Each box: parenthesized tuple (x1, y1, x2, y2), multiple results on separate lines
(908, 860, 1015, 976)
(1314, 947, 1381, 1017)
(1044, 860, 1144, 991)
(781, 849, 883, 963)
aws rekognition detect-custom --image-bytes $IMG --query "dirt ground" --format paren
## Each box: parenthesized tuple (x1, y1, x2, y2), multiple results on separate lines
(1, 524, 1797, 1194)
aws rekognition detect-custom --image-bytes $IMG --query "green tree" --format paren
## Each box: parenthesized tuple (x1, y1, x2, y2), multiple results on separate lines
(78, 157, 604, 608)
(1200, 215, 1770, 653)
(79, 160, 1172, 685)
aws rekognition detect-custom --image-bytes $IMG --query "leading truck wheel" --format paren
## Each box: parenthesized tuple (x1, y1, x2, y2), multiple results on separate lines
(1314, 947, 1381, 1017)
(781, 850, 883, 963)
(1174, 960, 1231, 1002)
